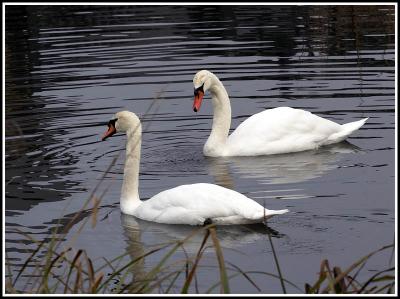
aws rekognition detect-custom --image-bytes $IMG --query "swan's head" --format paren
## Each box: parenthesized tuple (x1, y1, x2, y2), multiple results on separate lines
(101, 111, 140, 141)
(193, 70, 214, 112)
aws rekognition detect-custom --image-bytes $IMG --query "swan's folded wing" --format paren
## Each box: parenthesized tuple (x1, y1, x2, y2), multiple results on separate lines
(135, 183, 269, 225)
(227, 107, 342, 155)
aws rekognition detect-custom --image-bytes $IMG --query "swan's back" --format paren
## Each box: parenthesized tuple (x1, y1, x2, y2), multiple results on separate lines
(226, 107, 345, 156)
(133, 183, 287, 225)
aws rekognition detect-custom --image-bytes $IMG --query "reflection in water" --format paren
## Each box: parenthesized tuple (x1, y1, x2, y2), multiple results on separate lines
(121, 214, 283, 291)
(206, 141, 361, 187)
(121, 214, 146, 291)
(4, 4, 395, 293)
(5, 6, 85, 212)
(121, 214, 283, 254)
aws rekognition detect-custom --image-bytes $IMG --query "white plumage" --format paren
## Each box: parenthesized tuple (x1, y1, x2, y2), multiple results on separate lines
(101, 111, 288, 226)
(192, 70, 368, 157)
(135, 183, 288, 225)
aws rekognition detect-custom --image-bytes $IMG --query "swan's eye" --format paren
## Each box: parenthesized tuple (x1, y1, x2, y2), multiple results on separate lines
(108, 118, 118, 128)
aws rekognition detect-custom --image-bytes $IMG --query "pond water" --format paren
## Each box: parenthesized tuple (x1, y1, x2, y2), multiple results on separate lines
(5, 5, 396, 294)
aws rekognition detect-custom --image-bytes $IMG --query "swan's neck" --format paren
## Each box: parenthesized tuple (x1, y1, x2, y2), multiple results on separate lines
(205, 78, 231, 156)
(120, 125, 142, 214)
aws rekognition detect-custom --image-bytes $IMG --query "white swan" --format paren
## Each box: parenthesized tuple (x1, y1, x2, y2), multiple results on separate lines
(192, 70, 368, 157)
(101, 111, 288, 226)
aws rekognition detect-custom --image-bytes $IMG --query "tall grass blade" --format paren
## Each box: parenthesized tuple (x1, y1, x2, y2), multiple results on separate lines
(239, 270, 300, 291)
(12, 238, 45, 287)
(226, 262, 261, 292)
(321, 244, 393, 293)
(345, 256, 368, 289)
(98, 243, 170, 291)
(306, 260, 328, 293)
(263, 198, 286, 293)
(64, 249, 83, 293)
(373, 282, 395, 294)
(134, 226, 210, 293)
(4, 251, 15, 293)
(181, 229, 210, 293)
(266, 229, 286, 294)
(165, 271, 182, 294)
(333, 266, 345, 293)
(91, 196, 101, 228)
(205, 272, 242, 293)
(73, 261, 83, 293)
(136, 269, 186, 294)
(91, 273, 104, 294)
(84, 253, 96, 290)
(44, 247, 72, 276)
(209, 226, 230, 294)
(357, 267, 395, 294)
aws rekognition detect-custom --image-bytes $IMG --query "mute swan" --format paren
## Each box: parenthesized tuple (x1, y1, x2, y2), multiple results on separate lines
(101, 111, 288, 226)
(192, 70, 368, 157)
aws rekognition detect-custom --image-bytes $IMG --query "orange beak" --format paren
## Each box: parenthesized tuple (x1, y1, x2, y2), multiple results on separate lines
(193, 90, 204, 112)
(102, 125, 116, 141)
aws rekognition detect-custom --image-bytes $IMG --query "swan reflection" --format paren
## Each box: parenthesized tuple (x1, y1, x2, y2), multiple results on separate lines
(206, 141, 361, 187)
(120, 214, 284, 292)
(121, 213, 283, 254)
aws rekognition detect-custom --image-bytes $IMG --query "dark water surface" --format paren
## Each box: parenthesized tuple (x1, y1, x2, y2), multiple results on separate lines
(5, 5, 396, 294)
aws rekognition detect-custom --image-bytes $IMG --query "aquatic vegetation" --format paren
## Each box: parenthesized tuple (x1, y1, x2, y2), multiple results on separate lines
(5, 220, 394, 294)
(304, 244, 394, 294)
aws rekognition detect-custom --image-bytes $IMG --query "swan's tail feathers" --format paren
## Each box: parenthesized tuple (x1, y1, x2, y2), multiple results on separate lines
(263, 208, 289, 218)
(268, 208, 289, 215)
(327, 117, 368, 144)
(246, 208, 289, 223)
(342, 117, 369, 132)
